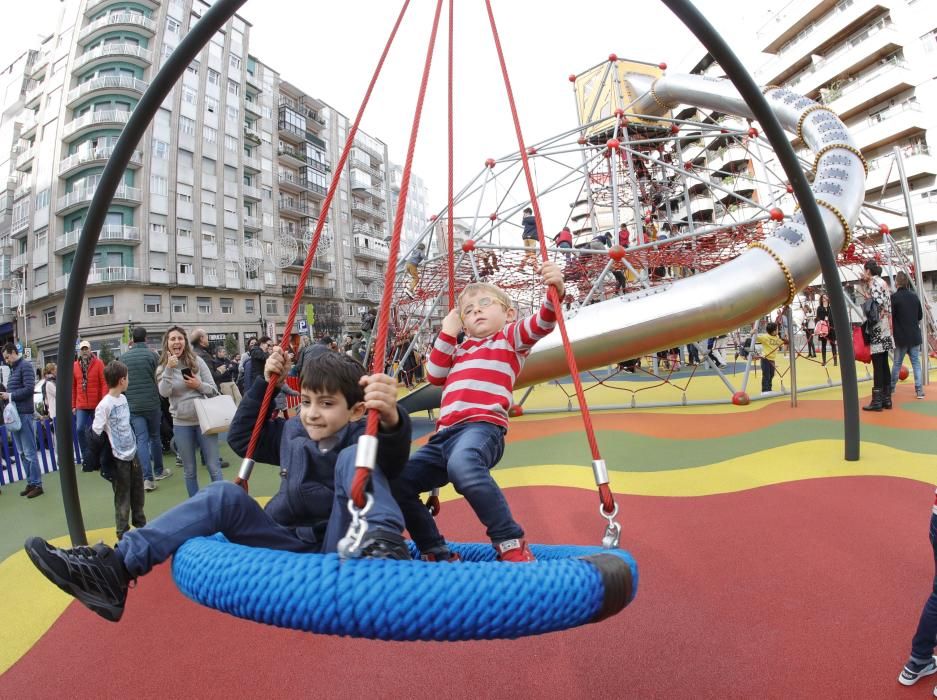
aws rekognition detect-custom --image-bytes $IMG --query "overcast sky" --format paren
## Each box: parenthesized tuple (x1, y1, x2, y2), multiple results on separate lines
(1, 1, 766, 225)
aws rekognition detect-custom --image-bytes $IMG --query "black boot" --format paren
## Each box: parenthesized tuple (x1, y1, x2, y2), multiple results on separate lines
(863, 389, 883, 412)
(882, 390, 893, 410)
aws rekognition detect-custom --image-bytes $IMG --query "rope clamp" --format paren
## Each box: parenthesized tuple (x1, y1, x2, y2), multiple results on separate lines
(591, 459, 610, 486)
(355, 434, 378, 471)
(600, 502, 621, 550)
(237, 458, 255, 482)
(337, 493, 374, 560)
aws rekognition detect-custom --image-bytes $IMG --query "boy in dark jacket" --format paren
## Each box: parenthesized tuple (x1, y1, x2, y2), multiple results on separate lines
(23, 351, 412, 622)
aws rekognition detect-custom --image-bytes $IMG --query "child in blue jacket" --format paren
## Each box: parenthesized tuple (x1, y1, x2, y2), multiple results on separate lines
(23, 351, 412, 622)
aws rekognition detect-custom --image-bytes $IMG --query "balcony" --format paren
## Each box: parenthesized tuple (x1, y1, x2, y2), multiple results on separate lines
(67, 75, 149, 108)
(12, 214, 30, 236)
(28, 50, 50, 78)
(59, 146, 143, 178)
(278, 119, 306, 144)
(353, 243, 389, 261)
(243, 215, 262, 231)
(245, 71, 262, 91)
(58, 266, 141, 289)
(756, 0, 890, 85)
(23, 81, 43, 109)
(350, 198, 386, 221)
(788, 22, 902, 98)
(865, 146, 937, 193)
(709, 142, 751, 173)
(177, 272, 196, 286)
(355, 268, 382, 283)
(242, 184, 262, 201)
(56, 184, 142, 215)
(243, 125, 262, 144)
(11, 252, 28, 270)
(353, 139, 383, 163)
(14, 146, 34, 173)
(244, 277, 263, 290)
(351, 286, 381, 303)
(820, 58, 916, 121)
(852, 101, 927, 153)
(77, 12, 157, 45)
(310, 257, 332, 274)
(149, 269, 173, 284)
(277, 144, 306, 166)
(86, 0, 159, 12)
(244, 98, 263, 117)
(202, 272, 219, 288)
(242, 154, 261, 172)
(13, 183, 31, 201)
(278, 199, 311, 218)
(55, 225, 141, 254)
(278, 172, 310, 194)
(757, 0, 838, 53)
(73, 42, 153, 73)
(62, 109, 132, 141)
(18, 113, 38, 139)
(307, 286, 334, 298)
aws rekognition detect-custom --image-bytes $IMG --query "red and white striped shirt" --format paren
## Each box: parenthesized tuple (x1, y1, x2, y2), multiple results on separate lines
(427, 299, 558, 430)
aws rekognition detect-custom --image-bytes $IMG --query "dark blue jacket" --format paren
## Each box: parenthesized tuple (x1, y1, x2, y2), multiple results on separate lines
(6, 357, 35, 415)
(521, 214, 539, 240)
(891, 287, 923, 348)
(228, 379, 412, 547)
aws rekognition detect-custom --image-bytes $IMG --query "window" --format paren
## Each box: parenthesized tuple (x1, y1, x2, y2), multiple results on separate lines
(150, 175, 168, 195)
(197, 297, 212, 314)
(220, 297, 233, 314)
(203, 125, 217, 144)
(177, 184, 193, 203)
(265, 298, 278, 314)
(171, 296, 188, 313)
(167, 17, 181, 33)
(205, 96, 218, 114)
(282, 300, 290, 315)
(34, 264, 48, 285)
(227, 79, 239, 97)
(224, 134, 238, 152)
(143, 294, 161, 313)
(150, 252, 167, 271)
(201, 228, 216, 243)
(178, 225, 193, 239)
(179, 116, 195, 135)
(207, 69, 220, 86)
(35, 189, 50, 210)
(245, 298, 255, 313)
(43, 307, 56, 326)
(229, 54, 241, 71)
(88, 295, 114, 317)
(152, 140, 170, 159)
(181, 85, 197, 105)
(179, 262, 193, 274)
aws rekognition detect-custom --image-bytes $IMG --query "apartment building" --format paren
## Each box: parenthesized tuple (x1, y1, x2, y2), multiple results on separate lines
(751, 0, 937, 300)
(0, 0, 394, 364)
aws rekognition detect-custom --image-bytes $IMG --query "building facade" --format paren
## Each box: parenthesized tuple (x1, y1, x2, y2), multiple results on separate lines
(0, 0, 394, 364)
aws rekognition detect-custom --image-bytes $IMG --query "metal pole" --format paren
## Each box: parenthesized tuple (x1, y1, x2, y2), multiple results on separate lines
(55, 0, 249, 546)
(787, 304, 797, 407)
(894, 146, 930, 386)
(662, 0, 860, 461)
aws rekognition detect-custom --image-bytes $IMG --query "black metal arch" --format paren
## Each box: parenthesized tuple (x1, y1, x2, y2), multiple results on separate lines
(57, 0, 859, 546)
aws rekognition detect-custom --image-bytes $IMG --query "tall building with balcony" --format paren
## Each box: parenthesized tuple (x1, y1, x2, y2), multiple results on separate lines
(750, 0, 937, 301)
(389, 162, 429, 250)
(0, 0, 401, 363)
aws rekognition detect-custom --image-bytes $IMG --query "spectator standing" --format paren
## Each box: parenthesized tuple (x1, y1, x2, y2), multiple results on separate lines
(890, 271, 925, 399)
(72, 340, 107, 468)
(2, 343, 40, 497)
(236, 337, 258, 393)
(803, 306, 817, 358)
(213, 345, 240, 403)
(157, 326, 222, 497)
(815, 294, 838, 366)
(860, 260, 894, 412)
(41, 363, 57, 420)
(123, 326, 170, 491)
(243, 336, 272, 392)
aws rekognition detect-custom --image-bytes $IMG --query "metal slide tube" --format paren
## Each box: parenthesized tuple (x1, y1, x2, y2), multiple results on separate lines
(56, 0, 248, 546)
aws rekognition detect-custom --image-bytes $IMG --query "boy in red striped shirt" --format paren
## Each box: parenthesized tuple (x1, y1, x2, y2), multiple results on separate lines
(390, 261, 565, 562)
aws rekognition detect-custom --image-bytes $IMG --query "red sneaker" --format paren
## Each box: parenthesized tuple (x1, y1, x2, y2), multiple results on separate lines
(495, 539, 536, 562)
(420, 548, 461, 562)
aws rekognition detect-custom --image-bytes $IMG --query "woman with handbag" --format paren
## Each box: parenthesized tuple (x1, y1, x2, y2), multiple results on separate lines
(860, 260, 895, 412)
(157, 326, 223, 496)
(815, 294, 837, 366)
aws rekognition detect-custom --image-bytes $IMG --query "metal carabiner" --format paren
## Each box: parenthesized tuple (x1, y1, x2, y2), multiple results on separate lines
(599, 502, 622, 549)
(337, 492, 375, 560)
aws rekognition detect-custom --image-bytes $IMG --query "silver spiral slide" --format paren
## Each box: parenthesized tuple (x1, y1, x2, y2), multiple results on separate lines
(399, 74, 866, 413)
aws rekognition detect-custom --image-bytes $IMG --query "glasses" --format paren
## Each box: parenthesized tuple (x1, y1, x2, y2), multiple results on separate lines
(460, 296, 506, 317)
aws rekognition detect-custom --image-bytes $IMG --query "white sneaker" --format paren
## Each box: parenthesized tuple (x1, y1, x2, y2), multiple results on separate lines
(154, 468, 172, 481)
(899, 656, 937, 686)
(143, 480, 157, 492)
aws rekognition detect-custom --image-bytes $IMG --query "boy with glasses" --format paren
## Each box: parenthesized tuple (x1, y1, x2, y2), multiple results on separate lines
(390, 261, 565, 562)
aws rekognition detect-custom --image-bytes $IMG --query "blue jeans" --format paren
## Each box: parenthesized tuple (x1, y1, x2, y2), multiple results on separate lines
(116, 447, 404, 577)
(75, 408, 95, 464)
(12, 415, 40, 487)
(891, 345, 923, 393)
(173, 424, 222, 497)
(130, 410, 164, 482)
(391, 421, 518, 553)
(910, 513, 937, 663)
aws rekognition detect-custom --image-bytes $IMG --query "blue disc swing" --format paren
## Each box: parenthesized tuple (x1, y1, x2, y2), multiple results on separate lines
(170, 0, 638, 640)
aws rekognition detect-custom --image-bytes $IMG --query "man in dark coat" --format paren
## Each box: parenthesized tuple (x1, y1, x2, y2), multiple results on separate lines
(890, 271, 925, 399)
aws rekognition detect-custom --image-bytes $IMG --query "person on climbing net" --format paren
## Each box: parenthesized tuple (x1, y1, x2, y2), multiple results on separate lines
(21, 351, 413, 622)
(390, 260, 565, 563)
(404, 243, 426, 298)
(519, 206, 540, 270)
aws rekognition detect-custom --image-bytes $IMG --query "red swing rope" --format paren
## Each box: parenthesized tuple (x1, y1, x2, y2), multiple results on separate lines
(235, 0, 412, 490)
(350, 0, 445, 508)
(483, 0, 616, 516)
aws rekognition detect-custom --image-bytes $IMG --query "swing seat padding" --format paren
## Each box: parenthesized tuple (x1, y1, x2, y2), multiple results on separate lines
(172, 536, 638, 640)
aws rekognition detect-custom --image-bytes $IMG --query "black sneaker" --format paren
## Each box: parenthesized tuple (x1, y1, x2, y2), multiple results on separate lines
(23, 537, 130, 622)
(898, 656, 937, 686)
(419, 546, 461, 562)
(358, 530, 411, 561)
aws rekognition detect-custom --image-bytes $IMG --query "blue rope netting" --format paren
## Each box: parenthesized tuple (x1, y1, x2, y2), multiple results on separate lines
(172, 536, 638, 641)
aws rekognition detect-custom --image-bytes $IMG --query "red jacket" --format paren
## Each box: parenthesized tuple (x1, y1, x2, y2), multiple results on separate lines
(73, 357, 108, 410)
(554, 228, 573, 246)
